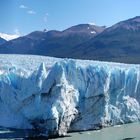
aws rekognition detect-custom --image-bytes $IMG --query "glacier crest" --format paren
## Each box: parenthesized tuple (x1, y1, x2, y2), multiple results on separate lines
(0, 59, 140, 136)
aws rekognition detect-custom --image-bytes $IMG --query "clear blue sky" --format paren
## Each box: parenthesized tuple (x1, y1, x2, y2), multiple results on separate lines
(1, 0, 140, 35)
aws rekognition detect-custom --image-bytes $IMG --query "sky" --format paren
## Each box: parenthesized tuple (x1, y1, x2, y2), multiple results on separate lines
(0, 0, 140, 35)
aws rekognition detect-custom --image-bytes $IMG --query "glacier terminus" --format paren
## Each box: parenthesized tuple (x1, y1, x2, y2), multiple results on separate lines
(0, 55, 139, 137)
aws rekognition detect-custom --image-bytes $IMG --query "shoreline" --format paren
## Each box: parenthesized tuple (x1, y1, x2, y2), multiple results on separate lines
(0, 121, 140, 139)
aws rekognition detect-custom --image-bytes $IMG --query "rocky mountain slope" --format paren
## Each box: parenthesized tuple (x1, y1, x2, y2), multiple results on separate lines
(0, 24, 105, 56)
(0, 37, 6, 45)
(71, 16, 140, 64)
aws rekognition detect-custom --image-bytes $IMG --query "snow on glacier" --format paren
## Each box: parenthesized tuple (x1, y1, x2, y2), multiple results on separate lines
(0, 54, 140, 136)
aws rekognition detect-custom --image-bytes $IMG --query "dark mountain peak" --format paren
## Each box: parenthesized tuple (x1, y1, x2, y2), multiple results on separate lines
(123, 16, 140, 27)
(45, 30, 61, 37)
(73, 16, 140, 64)
(25, 24, 106, 41)
(27, 31, 46, 40)
(26, 30, 61, 40)
(62, 24, 105, 36)
(106, 16, 140, 32)
(127, 16, 140, 22)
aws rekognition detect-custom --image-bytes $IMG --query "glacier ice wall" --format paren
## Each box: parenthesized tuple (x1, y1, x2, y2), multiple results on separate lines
(0, 56, 140, 136)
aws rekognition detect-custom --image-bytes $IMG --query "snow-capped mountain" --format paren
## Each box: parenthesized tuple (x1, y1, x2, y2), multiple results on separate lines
(0, 33, 20, 41)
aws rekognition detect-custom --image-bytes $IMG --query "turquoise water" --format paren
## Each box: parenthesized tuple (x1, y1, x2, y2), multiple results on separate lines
(51, 122, 140, 140)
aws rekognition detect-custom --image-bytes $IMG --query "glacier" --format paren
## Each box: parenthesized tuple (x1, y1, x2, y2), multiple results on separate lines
(0, 54, 140, 137)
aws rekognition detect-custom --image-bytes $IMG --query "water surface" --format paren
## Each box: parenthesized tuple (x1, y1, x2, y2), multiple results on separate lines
(51, 122, 140, 140)
(0, 122, 140, 140)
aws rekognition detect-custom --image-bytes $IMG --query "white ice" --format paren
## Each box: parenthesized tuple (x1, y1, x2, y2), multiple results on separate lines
(0, 54, 139, 137)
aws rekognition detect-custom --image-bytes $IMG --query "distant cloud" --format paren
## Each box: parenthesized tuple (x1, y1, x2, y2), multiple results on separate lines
(14, 29, 21, 36)
(27, 10, 36, 15)
(45, 13, 49, 16)
(44, 17, 47, 22)
(19, 4, 36, 15)
(44, 13, 49, 22)
(19, 4, 27, 9)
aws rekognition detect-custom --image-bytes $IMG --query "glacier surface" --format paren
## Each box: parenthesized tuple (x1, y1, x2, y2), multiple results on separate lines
(0, 54, 140, 137)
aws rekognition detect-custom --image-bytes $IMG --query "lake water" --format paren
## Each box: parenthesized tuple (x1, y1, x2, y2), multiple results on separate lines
(0, 122, 140, 139)
(51, 122, 140, 140)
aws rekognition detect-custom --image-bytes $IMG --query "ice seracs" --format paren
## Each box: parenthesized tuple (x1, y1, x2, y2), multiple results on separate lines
(0, 55, 139, 137)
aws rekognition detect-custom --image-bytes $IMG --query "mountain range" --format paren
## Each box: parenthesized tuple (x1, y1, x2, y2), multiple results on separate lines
(0, 16, 140, 64)
(0, 24, 105, 56)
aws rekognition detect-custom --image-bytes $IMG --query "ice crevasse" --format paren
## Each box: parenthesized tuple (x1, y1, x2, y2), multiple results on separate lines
(0, 56, 140, 136)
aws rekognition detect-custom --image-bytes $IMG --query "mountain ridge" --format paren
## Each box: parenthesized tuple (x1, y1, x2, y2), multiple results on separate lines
(69, 16, 140, 64)
(0, 24, 105, 55)
(0, 16, 140, 64)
